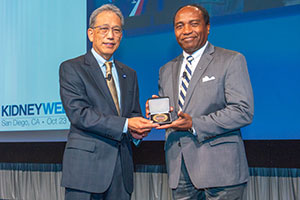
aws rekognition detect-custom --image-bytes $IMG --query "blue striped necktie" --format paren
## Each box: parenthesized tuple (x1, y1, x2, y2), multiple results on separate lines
(178, 56, 194, 110)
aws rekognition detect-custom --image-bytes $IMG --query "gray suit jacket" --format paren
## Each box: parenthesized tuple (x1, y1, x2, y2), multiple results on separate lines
(159, 43, 254, 189)
(59, 50, 141, 193)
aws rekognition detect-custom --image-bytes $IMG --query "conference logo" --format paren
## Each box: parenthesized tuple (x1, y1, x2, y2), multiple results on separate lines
(0, 102, 69, 130)
(1, 102, 65, 116)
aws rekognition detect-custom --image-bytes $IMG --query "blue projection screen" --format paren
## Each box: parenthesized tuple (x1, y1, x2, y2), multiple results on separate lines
(1, 1, 299, 141)
(112, 2, 300, 140)
(0, 0, 86, 141)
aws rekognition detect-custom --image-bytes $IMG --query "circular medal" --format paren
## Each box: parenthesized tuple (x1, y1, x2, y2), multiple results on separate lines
(153, 113, 168, 123)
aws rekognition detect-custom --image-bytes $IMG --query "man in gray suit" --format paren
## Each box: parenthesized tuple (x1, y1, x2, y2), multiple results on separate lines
(59, 4, 157, 200)
(148, 4, 254, 200)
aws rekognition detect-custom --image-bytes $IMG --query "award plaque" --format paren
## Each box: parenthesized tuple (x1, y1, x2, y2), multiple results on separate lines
(148, 97, 172, 124)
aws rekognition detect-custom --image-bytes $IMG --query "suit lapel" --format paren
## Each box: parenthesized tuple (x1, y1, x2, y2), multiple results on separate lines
(84, 51, 119, 115)
(183, 43, 215, 111)
(172, 55, 183, 112)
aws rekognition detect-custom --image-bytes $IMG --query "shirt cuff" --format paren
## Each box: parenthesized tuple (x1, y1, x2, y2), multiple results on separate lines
(123, 118, 128, 133)
(189, 127, 197, 136)
(132, 138, 142, 146)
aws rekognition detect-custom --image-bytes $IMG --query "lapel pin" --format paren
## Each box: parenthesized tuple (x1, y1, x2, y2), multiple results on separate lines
(122, 74, 126, 79)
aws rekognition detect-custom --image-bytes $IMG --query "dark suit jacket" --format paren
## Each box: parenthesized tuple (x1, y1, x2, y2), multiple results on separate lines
(159, 43, 254, 189)
(59, 50, 141, 193)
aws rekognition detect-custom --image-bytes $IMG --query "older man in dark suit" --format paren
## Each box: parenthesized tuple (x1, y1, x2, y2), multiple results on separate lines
(59, 4, 157, 200)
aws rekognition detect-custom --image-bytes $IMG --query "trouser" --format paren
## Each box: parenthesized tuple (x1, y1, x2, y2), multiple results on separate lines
(65, 153, 131, 200)
(172, 158, 247, 200)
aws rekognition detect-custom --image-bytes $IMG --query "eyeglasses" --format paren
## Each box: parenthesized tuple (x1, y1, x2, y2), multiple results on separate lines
(92, 25, 122, 36)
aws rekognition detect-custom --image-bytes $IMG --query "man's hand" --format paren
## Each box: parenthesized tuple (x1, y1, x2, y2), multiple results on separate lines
(128, 117, 158, 135)
(156, 111, 192, 131)
(129, 129, 150, 140)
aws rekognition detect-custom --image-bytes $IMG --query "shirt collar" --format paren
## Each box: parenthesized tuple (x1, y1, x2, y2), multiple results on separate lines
(182, 41, 208, 61)
(91, 48, 113, 67)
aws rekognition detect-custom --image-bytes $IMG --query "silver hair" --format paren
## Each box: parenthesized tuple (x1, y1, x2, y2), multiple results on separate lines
(89, 4, 124, 28)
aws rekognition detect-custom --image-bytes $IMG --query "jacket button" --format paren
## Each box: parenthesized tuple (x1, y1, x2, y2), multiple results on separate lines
(178, 142, 181, 147)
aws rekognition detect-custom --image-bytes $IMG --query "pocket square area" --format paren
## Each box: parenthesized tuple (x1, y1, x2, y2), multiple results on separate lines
(202, 76, 216, 82)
